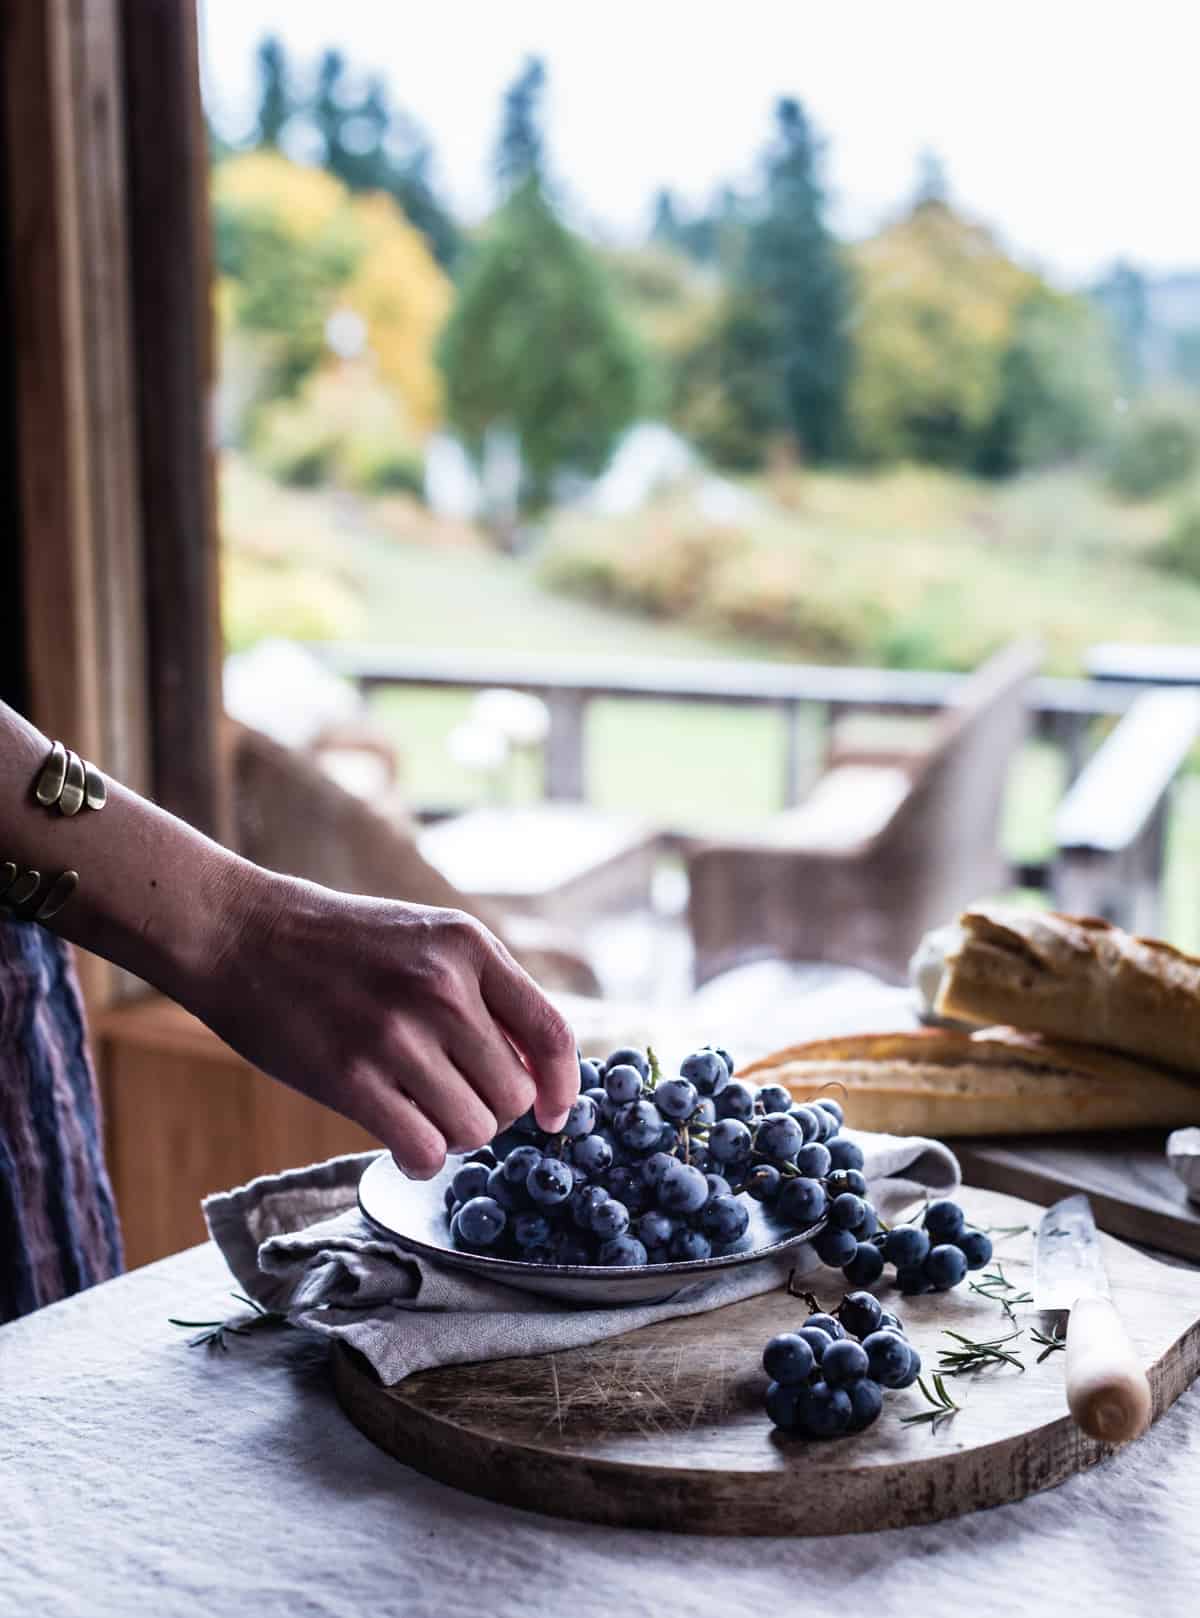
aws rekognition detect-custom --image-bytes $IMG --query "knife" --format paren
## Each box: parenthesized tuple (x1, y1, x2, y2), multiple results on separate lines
(1033, 1194, 1152, 1444)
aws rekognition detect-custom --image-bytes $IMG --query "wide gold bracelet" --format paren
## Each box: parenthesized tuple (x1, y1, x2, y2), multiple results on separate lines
(34, 741, 106, 816)
(0, 863, 79, 922)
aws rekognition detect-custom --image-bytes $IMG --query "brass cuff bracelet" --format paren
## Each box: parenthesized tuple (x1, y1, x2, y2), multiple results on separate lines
(35, 741, 106, 816)
(0, 863, 79, 923)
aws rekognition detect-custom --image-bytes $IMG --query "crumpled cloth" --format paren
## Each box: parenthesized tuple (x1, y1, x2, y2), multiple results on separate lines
(203, 1129, 959, 1385)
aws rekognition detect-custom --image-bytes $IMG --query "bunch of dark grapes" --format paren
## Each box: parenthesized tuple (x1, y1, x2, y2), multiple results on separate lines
(763, 1293, 920, 1439)
(869, 1198, 993, 1293)
(444, 1043, 872, 1268)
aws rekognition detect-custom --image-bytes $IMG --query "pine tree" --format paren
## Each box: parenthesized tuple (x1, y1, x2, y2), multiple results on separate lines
(494, 56, 546, 195)
(737, 98, 852, 461)
(312, 50, 351, 178)
(253, 35, 292, 149)
(439, 62, 642, 521)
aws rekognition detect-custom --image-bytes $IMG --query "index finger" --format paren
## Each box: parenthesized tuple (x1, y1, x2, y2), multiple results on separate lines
(478, 944, 578, 1132)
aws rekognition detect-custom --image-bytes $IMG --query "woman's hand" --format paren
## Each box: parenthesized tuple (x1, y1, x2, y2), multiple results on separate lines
(186, 872, 580, 1179)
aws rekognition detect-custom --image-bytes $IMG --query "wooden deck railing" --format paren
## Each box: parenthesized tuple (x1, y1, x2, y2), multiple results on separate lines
(312, 643, 1140, 806)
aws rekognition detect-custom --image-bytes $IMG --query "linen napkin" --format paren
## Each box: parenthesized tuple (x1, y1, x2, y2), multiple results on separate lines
(202, 1128, 959, 1386)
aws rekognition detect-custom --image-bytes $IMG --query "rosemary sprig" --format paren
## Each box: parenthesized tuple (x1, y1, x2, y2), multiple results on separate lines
(168, 1291, 286, 1352)
(968, 1262, 1034, 1318)
(1030, 1324, 1067, 1363)
(900, 1373, 962, 1431)
(937, 1326, 1025, 1376)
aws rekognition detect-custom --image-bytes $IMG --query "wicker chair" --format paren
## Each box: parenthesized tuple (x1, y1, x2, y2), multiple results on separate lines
(226, 722, 600, 996)
(684, 640, 1041, 986)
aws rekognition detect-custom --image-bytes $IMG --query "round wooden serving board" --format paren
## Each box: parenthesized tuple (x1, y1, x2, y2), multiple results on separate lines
(331, 1187, 1200, 1535)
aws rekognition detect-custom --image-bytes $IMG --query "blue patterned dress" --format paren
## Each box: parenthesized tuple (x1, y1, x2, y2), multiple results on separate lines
(0, 920, 123, 1322)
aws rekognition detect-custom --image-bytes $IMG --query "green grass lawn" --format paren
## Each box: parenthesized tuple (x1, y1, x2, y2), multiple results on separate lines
(219, 453, 1200, 951)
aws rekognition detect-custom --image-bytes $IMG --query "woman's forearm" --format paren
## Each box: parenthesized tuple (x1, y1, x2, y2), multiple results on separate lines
(0, 702, 578, 1174)
(0, 704, 261, 1002)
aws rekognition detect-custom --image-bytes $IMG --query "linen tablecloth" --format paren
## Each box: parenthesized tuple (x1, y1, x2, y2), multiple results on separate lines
(1, 1235, 1196, 1618)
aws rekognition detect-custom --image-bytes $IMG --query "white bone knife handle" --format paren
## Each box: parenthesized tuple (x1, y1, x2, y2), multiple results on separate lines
(1065, 1295, 1152, 1443)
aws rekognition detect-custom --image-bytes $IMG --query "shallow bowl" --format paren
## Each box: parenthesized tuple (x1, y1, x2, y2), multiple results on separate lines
(358, 1153, 825, 1306)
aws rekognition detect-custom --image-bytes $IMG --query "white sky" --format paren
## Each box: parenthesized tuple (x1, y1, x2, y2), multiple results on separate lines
(200, 0, 1199, 285)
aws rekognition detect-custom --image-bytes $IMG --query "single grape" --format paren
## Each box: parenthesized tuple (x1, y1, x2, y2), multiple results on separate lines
(563, 1094, 598, 1140)
(703, 1170, 732, 1198)
(826, 1168, 868, 1198)
(502, 1144, 544, 1186)
(757, 1083, 792, 1116)
(578, 1058, 602, 1089)
(485, 1165, 526, 1211)
(444, 1184, 458, 1214)
(846, 1377, 884, 1433)
(512, 1107, 540, 1137)
(957, 1227, 993, 1270)
(811, 1106, 837, 1144)
(637, 1209, 676, 1249)
(829, 1192, 867, 1231)
(815, 1097, 845, 1127)
(451, 1162, 490, 1203)
(755, 1112, 804, 1163)
(570, 1183, 609, 1231)
(794, 1142, 832, 1179)
(640, 1150, 678, 1189)
(765, 1378, 803, 1432)
(526, 1156, 574, 1207)
(669, 1227, 712, 1262)
(455, 1196, 507, 1247)
(604, 1047, 649, 1080)
(714, 1081, 757, 1121)
(896, 1263, 935, 1296)
(658, 1161, 710, 1215)
(701, 1194, 750, 1243)
(707, 1118, 754, 1166)
(605, 1064, 645, 1105)
(745, 1163, 782, 1205)
(653, 1119, 679, 1153)
(614, 1098, 664, 1152)
(863, 1329, 911, 1387)
(857, 1203, 880, 1240)
(655, 1077, 700, 1122)
(842, 1241, 885, 1287)
(821, 1338, 870, 1387)
(878, 1309, 904, 1334)
(923, 1243, 968, 1291)
(712, 1045, 736, 1078)
(797, 1325, 833, 1363)
(798, 1380, 852, 1438)
(686, 1140, 711, 1173)
(464, 1146, 497, 1168)
(597, 1234, 648, 1267)
(511, 1211, 553, 1249)
(604, 1165, 651, 1214)
(680, 1048, 730, 1097)
(776, 1175, 827, 1227)
(882, 1225, 931, 1268)
(826, 1137, 865, 1172)
(692, 1097, 717, 1126)
(924, 1198, 966, 1243)
(838, 1290, 884, 1339)
(814, 1225, 858, 1268)
(590, 1198, 631, 1240)
(893, 1342, 922, 1389)
(805, 1311, 844, 1341)
(789, 1105, 821, 1145)
(570, 1133, 613, 1177)
(763, 1333, 816, 1385)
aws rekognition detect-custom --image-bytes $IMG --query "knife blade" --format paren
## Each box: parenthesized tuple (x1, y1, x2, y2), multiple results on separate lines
(1034, 1195, 1151, 1444)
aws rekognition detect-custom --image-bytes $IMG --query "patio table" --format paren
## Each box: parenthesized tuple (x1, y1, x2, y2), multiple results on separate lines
(2, 1222, 1198, 1618)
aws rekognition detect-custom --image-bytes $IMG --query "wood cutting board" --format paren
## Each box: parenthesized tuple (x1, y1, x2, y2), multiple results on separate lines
(331, 1187, 1200, 1536)
(956, 1133, 1200, 1261)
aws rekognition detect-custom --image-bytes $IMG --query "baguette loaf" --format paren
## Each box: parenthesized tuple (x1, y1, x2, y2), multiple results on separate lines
(933, 907, 1200, 1078)
(740, 1027, 1200, 1138)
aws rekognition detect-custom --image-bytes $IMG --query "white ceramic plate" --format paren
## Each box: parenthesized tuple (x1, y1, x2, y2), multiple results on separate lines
(357, 1152, 825, 1305)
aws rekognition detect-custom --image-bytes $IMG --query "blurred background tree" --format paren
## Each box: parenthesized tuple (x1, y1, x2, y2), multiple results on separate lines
(437, 58, 644, 526)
